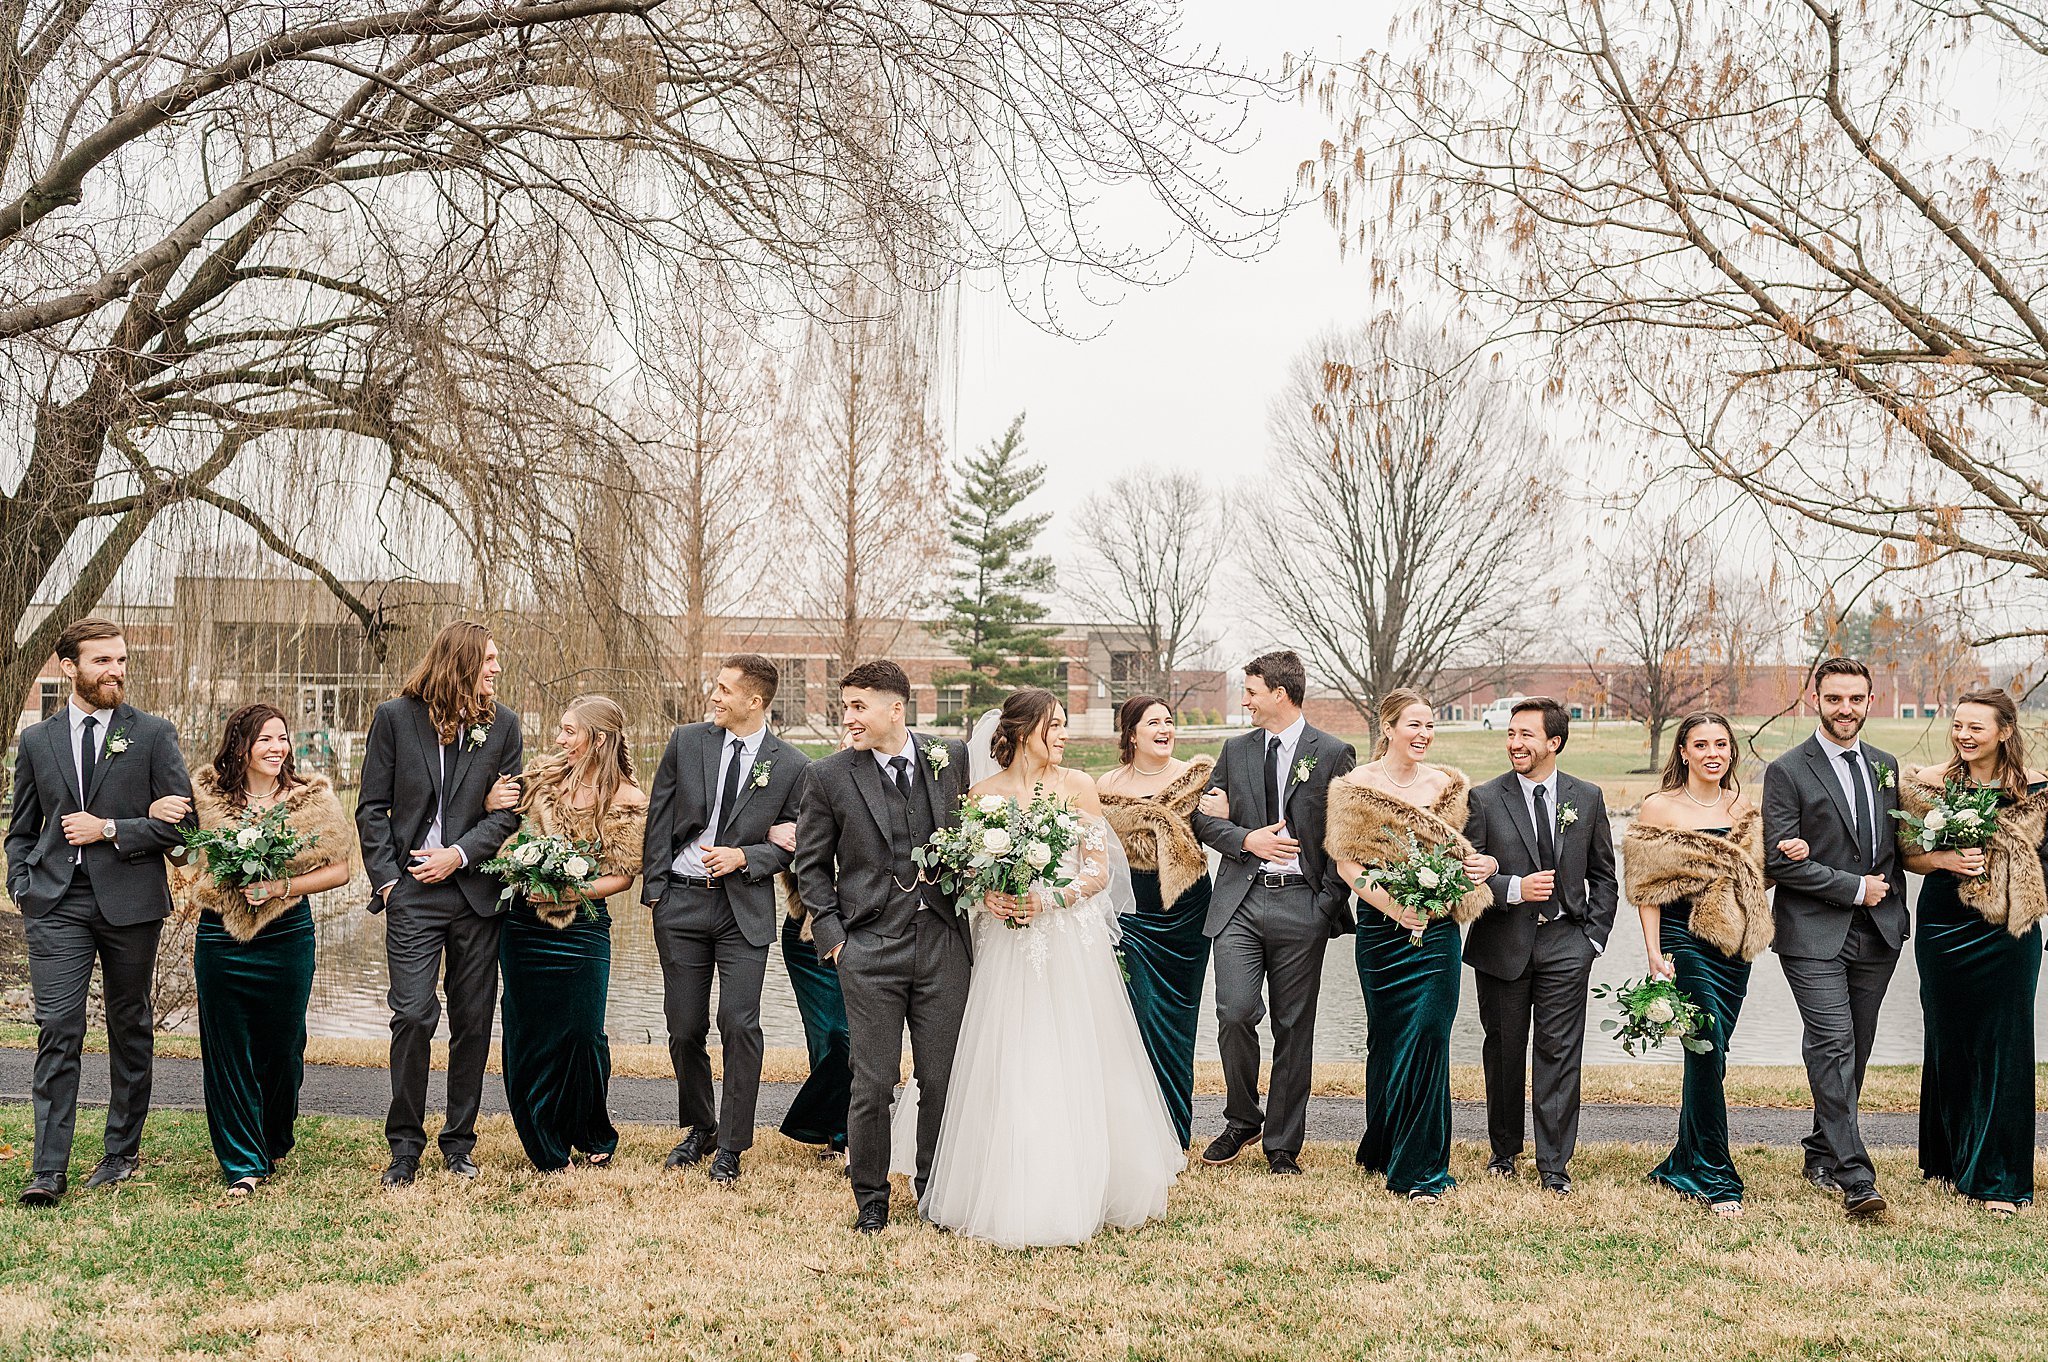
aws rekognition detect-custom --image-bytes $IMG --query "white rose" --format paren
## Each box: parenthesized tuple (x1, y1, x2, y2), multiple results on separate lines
(514, 842, 544, 865)
(562, 856, 592, 880)
(235, 827, 261, 848)
(1415, 866, 1440, 890)
(1024, 841, 1053, 869)
(978, 795, 1008, 814)
(1645, 999, 1676, 1025)
(1955, 808, 1982, 825)
(981, 827, 1013, 856)
(1924, 809, 1948, 833)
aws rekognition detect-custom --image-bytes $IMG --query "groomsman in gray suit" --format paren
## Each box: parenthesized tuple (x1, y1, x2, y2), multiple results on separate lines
(1462, 697, 1617, 1195)
(1192, 650, 1355, 1174)
(7, 618, 193, 1205)
(642, 654, 808, 1184)
(1763, 656, 1905, 1219)
(794, 660, 971, 1233)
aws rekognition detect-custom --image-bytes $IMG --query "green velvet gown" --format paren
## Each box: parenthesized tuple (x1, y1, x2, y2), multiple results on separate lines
(1918, 797, 2042, 1205)
(499, 897, 619, 1171)
(194, 898, 316, 1181)
(1646, 864, 1750, 1205)
(1354, 909, 1459, 1195)
(1120, 868, 1213, 1149)
(779, 911, 851, 1150)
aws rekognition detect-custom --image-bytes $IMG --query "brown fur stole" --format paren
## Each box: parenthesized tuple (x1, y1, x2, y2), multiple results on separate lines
(1323, 768, 1492, 924)
(505, 777, 648, 928)
(188, 769, 354, 941)
(1100, 755, 1215, 910)
(1622, 809, 1772, 961)
(1900, 769, 2048, 937)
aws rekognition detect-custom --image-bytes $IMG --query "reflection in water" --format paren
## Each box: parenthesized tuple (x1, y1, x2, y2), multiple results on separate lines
(296, 844, 2048, 1067)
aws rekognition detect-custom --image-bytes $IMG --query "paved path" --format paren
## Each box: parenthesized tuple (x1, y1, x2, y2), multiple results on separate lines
(5, 1047, 2019, 1148)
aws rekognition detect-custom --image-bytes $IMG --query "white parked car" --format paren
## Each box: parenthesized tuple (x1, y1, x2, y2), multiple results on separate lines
(1479, 696, 1526, 730)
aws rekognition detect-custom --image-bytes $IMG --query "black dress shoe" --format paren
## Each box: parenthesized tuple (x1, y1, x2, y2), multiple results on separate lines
(1266, 1150, 1303, 1176)
(380, 1155, 418, 1188)
(1486, 1159, 1517, 1180)
(708, 1149, 741, 1183)
(1199, 1125, 1261, 1166)
(18, 1172, 66, 1206)
(444, 1153, 480, 1180)
(853, 1206, 888, 1234)
(83, 1154, 138, 1189)
(665, 1127, 717, 1170)
(1805, 1166, 1843, 1194)
(1540, 1173, 1573, 1197)
(1843, 1182, 1888, 1218)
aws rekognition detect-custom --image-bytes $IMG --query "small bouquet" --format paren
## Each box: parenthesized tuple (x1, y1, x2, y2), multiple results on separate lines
(1356, 832, 1478, 946)
(1594, 978, 1714, 1056)
(181, 803, 317, 890)
(914, 789, 1082, 929)
(478, 831, 604, 917)
(1892, 779, 2000, 852)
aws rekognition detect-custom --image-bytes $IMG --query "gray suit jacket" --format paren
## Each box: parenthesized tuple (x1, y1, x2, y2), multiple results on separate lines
(1190, 722, 1357, 937)
(641, 723, 809, 948)
(354, 696, 524, 916)
(1763, 733, 1908, 959)
(5, 703, 192, 924)
(793, 733, 970, 959)
(1462, 769, 1618, 977)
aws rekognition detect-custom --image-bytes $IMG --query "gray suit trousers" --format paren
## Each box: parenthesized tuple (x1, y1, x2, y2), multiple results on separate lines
(653, 881, 770, 1152)
(1779, 907, 1900, 1188)
(1473, 920, 1596, 1175)
(1212, 879, 1327, 1157)
(384, 878, 501, 1160)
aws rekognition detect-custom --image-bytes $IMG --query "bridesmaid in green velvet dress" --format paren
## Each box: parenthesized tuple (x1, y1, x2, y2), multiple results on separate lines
(189, 703, 355, 1197)
(1900, 688, 2047, 1217)
(1098, 695, 1215, 1150)
(484, 694, 646, 1172)
(1625, 712, 1804, 1218)
(1326, 688, 1496, 1202)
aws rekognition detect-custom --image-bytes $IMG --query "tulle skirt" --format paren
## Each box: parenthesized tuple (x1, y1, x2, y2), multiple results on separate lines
(895, 899, 1185, 1247)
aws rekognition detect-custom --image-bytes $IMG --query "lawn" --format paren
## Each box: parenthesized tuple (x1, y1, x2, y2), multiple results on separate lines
(1, 1107, 2044, 1361)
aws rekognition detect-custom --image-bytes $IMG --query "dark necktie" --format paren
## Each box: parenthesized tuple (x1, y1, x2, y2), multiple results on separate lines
(1263, 735, 1282, 828)
(1841, 750, 1873, 870)
(715, 736, 745, 843)
(889, 755, 912, 802)
(1533, 782, 1556, 871)
(78, 716, 97, 807)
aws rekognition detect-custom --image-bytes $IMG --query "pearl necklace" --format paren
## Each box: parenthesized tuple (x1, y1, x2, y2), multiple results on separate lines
(1682, 783, 1725, 809)
(1381, 760, 1422, 789)
(1130, 757, 1173, 778)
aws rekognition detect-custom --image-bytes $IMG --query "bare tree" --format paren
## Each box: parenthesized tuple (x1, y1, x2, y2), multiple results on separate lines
(1253, 319, 1556, 723)
(1586, 516, 1771, 766)
(0, 0, 1282, 716)
(1069, 468, 1228, 706)
(1314, 0, 2048, 646)
(789, 295, 948, 677)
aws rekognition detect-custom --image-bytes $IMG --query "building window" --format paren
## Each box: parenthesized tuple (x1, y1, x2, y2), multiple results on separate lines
(1569, 705, 1585, 720)
(904, 692, 919, 725)
(770, 658, 808, 729)
(935, 686, 968, 723)
(37, 679, 63, 719)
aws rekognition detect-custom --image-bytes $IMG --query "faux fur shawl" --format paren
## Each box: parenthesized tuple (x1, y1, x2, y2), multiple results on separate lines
(189, 769, 354, 941)
(503, 777, 647, 928)
(1900, 768, 2048, 937)
(1623, 809, 1772, 961)
(1101, 755, 1215, 909)
(1323, 768, 1493, 924)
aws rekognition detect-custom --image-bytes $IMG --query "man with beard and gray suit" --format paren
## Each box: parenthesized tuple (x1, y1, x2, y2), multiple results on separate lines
(642, 654, 809, 1185)
(1763, 655, 1906, 1219)
(7, 617, 193, 1206)
(1191, 650, 1356, 1175)
(794, 659, 971, 1233)
(1462, 697, 1617, 1195)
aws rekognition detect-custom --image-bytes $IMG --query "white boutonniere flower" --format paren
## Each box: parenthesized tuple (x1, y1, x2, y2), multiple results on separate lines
(466, 720, 491, 750)
(104, 727, 131, 757)
(1292, 755, 1317, 785)
(925, 743, 950, 775)
(1559, 803, 1580, 827)
(751, 759, 773, 789)
(1873, 761, 1896, 790)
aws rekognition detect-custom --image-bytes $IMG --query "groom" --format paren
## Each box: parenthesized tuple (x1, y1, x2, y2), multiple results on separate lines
(794, 660, 972, 1232)
(1192, 649, 1355, 1175)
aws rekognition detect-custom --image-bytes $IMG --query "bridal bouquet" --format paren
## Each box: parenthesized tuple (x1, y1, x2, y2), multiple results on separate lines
(1355, 832, 1478, 946)
(478, 831, 604, 916)
(181, 803, 319, 890)
(1892, 779, 2000, 852)
(1594, 978, 1714, 1056)
(915, 789, 1082, 929)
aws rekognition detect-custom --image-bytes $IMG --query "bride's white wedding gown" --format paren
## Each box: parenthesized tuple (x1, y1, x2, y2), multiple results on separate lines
(892, 815, 1185, 1247)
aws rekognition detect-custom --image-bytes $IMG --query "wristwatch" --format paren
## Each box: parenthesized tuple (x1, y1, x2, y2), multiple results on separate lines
(100, 820, 117, 843)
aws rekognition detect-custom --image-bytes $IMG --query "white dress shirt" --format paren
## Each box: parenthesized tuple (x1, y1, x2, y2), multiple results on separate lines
(1263, 715, 1308, 874)
(66, 699, 114, 804)
(1816, 729, 1878, 862)
(675, 723, 766, 876)
(1504, 769, 1558, 906)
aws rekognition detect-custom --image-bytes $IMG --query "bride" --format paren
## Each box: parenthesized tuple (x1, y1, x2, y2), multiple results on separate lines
(896, 687, 1185, 1247)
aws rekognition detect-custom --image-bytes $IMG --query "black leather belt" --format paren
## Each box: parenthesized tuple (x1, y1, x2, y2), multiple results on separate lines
(671, 875, 722, 891)
(1258, 871, 1310, 890)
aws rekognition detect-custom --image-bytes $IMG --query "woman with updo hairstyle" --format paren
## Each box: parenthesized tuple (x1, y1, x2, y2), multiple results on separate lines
(1901, 687, 2047, 1214)
(482, 693, 647, 1171)
(1098, 694, 1215, 1148)
(1324, 686, 1496, 1201)
(188, 702, 355, 1195)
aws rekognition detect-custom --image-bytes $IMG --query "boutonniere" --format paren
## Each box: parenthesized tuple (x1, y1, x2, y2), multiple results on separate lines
(104, 726, 131, 757)
(465, 718, 491, 751)
(1872, 761, 1896, 791)
(750, 759, 773, 790)
(1292, 755, 1317, 786)
(1559, 802, 1580, 828)
(925, 743, 950, 776)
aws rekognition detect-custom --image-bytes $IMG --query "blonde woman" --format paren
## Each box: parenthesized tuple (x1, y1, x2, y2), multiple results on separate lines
(483, 694, 646, 1172)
